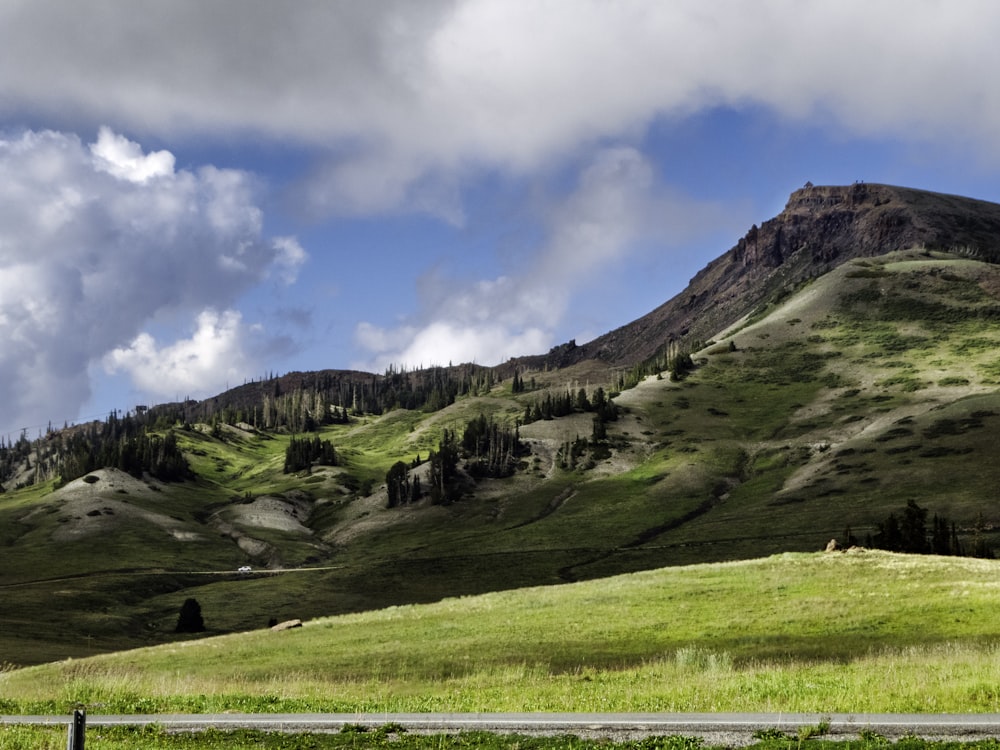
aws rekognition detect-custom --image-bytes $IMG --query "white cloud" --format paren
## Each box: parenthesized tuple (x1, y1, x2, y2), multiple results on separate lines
(355, 321, 419, 358)
(0, 128, 306, 435)
(353, 147, 724, 370)
(104, 309, 250, 398)
(90, 126, 175, 183)
(0, 2, 997, 217)
(2, 2, 997, 427)
(271, 236, 308, 285)
(355, 272, 556, 371)
(539, 147, 655, 280)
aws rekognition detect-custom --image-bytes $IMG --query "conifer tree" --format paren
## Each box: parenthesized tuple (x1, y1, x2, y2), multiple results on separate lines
(175, 598, 205, 633)
(385, 461, 409, 508)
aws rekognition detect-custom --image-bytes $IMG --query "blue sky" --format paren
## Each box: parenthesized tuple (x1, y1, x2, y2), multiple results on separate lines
(3, 0, 1000, 440)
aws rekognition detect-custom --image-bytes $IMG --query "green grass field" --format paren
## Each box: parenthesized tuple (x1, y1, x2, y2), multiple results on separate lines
(3, 550, 1000, 717)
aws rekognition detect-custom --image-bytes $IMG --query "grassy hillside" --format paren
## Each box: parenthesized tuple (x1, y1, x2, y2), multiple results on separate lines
(5, 248, 1000, 666)
(4, 550, 1000, 715)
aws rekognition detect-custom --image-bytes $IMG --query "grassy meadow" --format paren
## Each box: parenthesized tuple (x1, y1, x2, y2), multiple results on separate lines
(3, 550, 1000, 717)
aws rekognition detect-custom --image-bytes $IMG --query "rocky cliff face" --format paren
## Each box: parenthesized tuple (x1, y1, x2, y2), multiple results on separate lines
(736, 183, 1000, 269)
(559, 183, 1000, 368)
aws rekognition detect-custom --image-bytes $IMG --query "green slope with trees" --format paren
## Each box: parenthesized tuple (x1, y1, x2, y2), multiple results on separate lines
(4, 248, 1000, 665)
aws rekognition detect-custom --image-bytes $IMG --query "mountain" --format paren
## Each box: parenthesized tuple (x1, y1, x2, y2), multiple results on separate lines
(544, 183, 1000, 368)
(6, 183, 1000, 666)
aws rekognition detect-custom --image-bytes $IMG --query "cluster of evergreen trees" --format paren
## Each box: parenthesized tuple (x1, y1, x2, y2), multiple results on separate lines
(190, 365, 499, 432)
(0, 409, 198, 489)
(252, 391, 349, 433)
(0, 362, 506, 487)
(387, 430, 462, 507)
(0, 361, 517, 490)
(1, 412, 192, 486)
(0, 432, 34, 490)
(426, 429, 461, 505)
(615, 340, 699, 392)
(375, 365, 498, 412)
(522, 386, 615, 424)
(385, 458, 422, 507)
(0, 412, 195, 488)
(554, 410, 617, 471)
(59, 429, 190, 484)
(1, 361, 625, 495)
(386, 415, 524, 509)
(517, 385, 619, 471)
(557, 435, 590, 470)
(283, 435, 338, 473)
(859, 499, 992, 558)
(510, 369, 536, 393)
(461, 414, 525, 479)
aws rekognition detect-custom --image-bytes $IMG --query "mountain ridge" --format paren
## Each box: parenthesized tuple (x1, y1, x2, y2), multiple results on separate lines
(539, 183, 1000, 369)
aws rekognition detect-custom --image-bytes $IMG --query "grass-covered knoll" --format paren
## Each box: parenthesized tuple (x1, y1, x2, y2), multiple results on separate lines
(7, 249, 1000, 666)
(4, 550, 1000, 716)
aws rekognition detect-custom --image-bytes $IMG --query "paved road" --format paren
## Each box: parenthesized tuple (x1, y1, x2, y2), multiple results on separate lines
(6, 712, 1000, 743)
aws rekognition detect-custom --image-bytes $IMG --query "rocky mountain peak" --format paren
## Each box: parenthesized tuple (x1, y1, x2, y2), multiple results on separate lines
(561, 183, 1000, 368)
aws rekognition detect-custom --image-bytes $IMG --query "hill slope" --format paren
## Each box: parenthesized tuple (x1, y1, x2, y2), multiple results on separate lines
(5, 550, 1000, 714)
(7, 187, 1000, 665)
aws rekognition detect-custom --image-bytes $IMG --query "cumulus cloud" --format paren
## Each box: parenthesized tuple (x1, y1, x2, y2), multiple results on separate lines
(0, 128, 305, 435)
(354, 272, 554, 370)
(1, 2, 998, 217)
(353, 146, 723, 370)
(270, 236, 308, 285)
(104, 309, 252, 398)
(2, 2, 996, 426)
(90, 126, 175, 183)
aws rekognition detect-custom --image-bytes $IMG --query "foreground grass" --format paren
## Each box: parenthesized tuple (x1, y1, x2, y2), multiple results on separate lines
(7, 642, 998, 715)
(4, 551, 1000, 716)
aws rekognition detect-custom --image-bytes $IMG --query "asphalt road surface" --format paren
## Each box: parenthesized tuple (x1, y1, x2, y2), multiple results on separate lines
(6, 712, 1000, 743)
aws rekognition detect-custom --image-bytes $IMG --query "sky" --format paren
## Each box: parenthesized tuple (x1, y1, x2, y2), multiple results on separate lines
(3, 0, 1000, 440)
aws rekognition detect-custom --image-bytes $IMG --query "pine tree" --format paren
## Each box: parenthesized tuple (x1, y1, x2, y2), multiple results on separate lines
(931, 514, 952, 555)
(175, 598, 205, 633)
(900, 499, 928, 553)
(386, 461, 409, 508)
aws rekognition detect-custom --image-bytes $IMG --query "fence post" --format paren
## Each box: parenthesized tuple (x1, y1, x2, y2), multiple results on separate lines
(66, 708, 85, 750)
